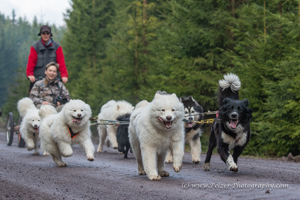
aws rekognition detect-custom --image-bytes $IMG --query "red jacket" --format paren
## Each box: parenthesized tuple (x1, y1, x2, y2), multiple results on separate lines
(26, 39, 68, 78)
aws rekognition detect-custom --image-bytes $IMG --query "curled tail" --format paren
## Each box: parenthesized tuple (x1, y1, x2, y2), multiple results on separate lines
(218, 73, 241, 107)
(17, 97, 36, 118)
(39, 105, 58, 119)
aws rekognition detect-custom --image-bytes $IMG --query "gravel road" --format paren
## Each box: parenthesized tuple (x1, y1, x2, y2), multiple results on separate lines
(0, 131, 299, 200)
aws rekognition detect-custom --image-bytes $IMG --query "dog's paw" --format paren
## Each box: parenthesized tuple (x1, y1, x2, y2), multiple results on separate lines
(27, 147, 34, 151)
(61, 152, 73, 157)
(148, 174, 161, 181)
(32, 151, 39, 155)
(96, 148, 103, 153)
(173, 164, 182, 172)
(229, 166, 238, 172)
(138, 170, 146, 175)
(192, 159, 200, 164)
(203, 163, 210, 171)
(113, 146, 118, 149)
(87, 156, 94, 161)
(226, 156, 238, 172)
(43, 151, 50, 156)
(165, 154, 173, 163)
(56, 162, 67, 167)
(159, 170, 170, 177)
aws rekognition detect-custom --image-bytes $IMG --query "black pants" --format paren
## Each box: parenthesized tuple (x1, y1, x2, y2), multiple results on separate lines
(28, 81, 36, 96)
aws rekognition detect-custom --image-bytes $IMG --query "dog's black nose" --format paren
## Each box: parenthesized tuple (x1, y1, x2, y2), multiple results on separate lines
(189, 117, 193, 121)
(77, 113, 82, 117)
(166, 116, 172, 120)
(231, 112, 238, 119)
(34, 124, 38, 128)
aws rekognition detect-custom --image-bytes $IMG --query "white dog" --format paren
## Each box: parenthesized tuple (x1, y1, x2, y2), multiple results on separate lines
(39, 105, 58, 156)
(17, 97, 41, 154)
(129, 93, 185, 181)
(96, 100, 134, 152)
(39, 99, 95, 167)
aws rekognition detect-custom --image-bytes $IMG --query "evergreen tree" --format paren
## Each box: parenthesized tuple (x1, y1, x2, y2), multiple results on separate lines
(63, 0, 115, 113)
(230, 1, 300, 156)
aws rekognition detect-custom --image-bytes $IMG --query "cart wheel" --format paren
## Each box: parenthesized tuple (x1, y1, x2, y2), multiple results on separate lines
(6, 112, 14, 146)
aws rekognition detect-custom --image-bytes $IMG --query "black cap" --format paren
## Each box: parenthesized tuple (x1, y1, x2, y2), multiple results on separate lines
(38, 25, 53, 36)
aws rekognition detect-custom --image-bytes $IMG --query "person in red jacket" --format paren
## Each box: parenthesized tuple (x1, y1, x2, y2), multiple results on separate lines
(26, 25, 68, 91)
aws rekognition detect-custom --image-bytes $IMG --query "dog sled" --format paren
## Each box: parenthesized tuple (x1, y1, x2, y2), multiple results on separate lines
(5, 112, 25, 147)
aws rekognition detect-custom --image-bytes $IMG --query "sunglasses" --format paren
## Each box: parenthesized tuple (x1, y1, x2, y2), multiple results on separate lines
(42, 32, 50, 35)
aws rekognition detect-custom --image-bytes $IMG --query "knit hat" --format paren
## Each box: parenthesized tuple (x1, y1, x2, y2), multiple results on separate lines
(45, 62, 59, 70)
(38, 25, 53, 36)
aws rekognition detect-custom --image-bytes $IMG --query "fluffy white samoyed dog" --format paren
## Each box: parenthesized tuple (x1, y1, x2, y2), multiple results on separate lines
(17, 97, 42, 154)
(39, 105, 58, 156)
(129, 93, 185, 181)
(96, 100, 134, 152)
(39, 99, 95, 167)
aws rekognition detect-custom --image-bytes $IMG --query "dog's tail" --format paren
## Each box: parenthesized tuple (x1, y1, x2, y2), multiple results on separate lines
(39, 105, 57, 119)
(218, 73, 241, 107)
(17, 97, 36, 118)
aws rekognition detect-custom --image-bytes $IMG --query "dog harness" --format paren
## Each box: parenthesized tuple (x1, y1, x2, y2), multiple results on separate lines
(68, 126, 80, 139)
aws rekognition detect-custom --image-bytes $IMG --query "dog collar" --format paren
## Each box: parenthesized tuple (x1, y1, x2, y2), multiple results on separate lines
(68, 126, 79, 139)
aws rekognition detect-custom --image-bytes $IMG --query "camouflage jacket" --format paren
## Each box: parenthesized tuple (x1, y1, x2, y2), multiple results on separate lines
(29, 78, 71, 108)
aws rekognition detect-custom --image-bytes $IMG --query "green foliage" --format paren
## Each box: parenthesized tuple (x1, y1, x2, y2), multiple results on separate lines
(63, 0, 115, 114)
(230, 1, 300, 156)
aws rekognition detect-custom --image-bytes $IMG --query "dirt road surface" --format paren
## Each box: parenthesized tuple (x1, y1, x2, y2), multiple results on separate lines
(0, 131, 299, 200)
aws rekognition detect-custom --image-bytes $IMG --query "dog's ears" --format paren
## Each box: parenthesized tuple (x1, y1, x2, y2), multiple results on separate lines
(222, 98, 231, 105)
(117, 105, 120, 111)
(154, 93, 162, 99)
(171, 93, 177, 99)
(243, 98, 249, 106)
(180, 96, 192, 102)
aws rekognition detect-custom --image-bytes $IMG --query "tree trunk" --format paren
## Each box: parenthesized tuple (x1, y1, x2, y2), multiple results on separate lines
(92, 0, 96, 73)
(264, 1, 266, 43)
(299, 1, 300, 23)
(143, 0, 147, 52)
(279, 1, 282, 36)
(142, 0, 148, 83)
(231, 0, 235, 17)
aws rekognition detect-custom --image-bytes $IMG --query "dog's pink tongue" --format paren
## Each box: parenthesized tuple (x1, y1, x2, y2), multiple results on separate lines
(188, 123, 193, 128)
(72, 119, 80, 123)
(230, 120, 238, 129)
(166, 122, 172, 128)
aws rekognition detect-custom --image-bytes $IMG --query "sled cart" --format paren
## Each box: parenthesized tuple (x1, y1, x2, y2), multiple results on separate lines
(5, 112, 25, 147)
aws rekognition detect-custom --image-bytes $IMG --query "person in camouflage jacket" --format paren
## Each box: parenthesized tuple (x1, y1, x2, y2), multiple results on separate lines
(29, 62, 71, 111)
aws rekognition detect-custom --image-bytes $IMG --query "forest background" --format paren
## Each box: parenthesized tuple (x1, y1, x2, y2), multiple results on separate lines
(0, 0, 300, 157)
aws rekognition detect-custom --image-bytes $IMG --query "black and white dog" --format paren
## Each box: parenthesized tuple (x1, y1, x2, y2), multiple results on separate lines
(203, 73, 252, 172)
(116, 113, 131, 158)
(165, 96, 204, 164)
